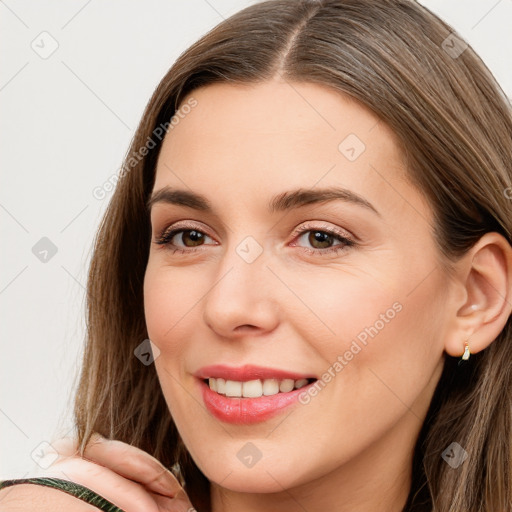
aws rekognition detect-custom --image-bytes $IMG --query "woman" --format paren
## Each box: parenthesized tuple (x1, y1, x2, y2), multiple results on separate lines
(1, 0, 511, 510)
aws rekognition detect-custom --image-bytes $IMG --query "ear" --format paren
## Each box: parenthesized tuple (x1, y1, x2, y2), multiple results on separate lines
(444, 232, 512, 358)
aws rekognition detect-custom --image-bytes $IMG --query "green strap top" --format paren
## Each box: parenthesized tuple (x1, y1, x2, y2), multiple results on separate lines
(0, 477, 125, 511)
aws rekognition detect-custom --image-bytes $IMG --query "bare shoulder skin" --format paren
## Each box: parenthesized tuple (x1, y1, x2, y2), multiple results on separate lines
(0, 484, 99, 512)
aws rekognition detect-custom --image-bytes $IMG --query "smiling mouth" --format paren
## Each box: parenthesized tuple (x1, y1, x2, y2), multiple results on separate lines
(203, 377, 317, 398)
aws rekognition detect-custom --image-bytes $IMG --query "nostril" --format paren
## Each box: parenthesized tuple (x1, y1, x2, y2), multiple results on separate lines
(235, 325, 257, 333)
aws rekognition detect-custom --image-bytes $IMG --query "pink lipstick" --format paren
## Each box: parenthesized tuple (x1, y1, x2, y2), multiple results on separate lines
(195, 364, 317, 424)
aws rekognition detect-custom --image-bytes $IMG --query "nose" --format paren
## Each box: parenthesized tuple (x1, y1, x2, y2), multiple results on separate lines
(202, 241, 281, 339)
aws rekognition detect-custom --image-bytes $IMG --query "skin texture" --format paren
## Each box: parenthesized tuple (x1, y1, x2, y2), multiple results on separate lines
(143, 79, 512, 512)
(0, 484, 99, 512)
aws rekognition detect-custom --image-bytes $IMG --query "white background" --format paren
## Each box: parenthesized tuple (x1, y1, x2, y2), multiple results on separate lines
(1, 0, 511, 478)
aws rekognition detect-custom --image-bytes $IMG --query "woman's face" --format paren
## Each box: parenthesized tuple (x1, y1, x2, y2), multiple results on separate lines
(143, 80, 452, 498)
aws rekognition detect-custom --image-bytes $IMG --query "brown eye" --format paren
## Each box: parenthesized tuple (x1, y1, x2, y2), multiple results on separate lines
(174, 230, 206, 247)
(306, 230, 336, 249)
(290, 223, 356, 256)
(155, 228, 213, 249)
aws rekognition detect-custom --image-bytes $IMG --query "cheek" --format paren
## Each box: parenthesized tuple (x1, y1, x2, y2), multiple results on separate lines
(271, 260, 405, 353)
(143, 264, 197, 357)
(294, 259, 447, 412)
(323, 266, 448, 424)
(143, 266, 213, 435)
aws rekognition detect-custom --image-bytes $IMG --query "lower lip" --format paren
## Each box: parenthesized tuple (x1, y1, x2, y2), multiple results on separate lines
(199, 379, 314, 425)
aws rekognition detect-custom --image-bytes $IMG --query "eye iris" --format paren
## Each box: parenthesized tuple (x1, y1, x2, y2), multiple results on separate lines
(182, 230, 204, 247)
(309, 231, 332, 249)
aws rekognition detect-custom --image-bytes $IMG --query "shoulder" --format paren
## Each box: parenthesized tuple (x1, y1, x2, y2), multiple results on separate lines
(0, 479, 105, 512)
(0, 483, 99, 511)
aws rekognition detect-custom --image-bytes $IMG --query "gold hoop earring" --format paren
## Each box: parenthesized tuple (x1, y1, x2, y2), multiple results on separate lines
(461, 340, 470, 361)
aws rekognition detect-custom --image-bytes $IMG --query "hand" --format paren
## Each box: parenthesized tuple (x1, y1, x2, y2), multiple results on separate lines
(39, 434, 196, 512)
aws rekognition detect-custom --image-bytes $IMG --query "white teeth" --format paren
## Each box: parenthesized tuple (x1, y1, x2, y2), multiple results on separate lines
(216, 378, 226, 394)
(242, 379, 263, 398)
(262, 378, 279, 396)
(208, 377, 312, 398)
(209, 378, 218, 392)
(225, 380, 242, 397)
(279, 379, 295, 393)
(294, 378, 308, 389)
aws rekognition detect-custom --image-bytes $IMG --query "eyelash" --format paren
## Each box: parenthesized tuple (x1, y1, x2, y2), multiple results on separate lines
(154, 221, 356, 257)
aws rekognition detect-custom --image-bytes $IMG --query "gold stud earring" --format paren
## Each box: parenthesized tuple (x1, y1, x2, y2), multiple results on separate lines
(461, 340, 470, 361)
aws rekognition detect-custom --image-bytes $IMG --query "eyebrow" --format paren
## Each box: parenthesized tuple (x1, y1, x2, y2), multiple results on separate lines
(146, 186, 380, 216)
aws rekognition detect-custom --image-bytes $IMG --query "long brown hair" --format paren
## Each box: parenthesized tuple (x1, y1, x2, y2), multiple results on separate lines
(73, 1, 512, 510)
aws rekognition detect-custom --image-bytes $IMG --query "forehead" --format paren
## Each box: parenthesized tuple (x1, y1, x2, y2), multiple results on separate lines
(153, 80, 413, 215)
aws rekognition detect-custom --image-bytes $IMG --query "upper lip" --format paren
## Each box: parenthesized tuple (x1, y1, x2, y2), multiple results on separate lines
(194, 364, 317, 382)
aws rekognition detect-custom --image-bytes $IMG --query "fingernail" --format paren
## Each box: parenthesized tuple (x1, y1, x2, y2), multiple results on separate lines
(90, 433, 106, 443)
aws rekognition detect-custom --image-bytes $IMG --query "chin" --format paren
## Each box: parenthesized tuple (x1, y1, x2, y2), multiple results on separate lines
(195, 453, 313, 494)
(209, 467, 296, 493)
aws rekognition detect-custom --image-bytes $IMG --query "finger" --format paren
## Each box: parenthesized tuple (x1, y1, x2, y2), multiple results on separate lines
(48, 435, 191, 506)
(152, 490, 196, 512)
(48, 434, 183, 499)
(50, 436, 80, 458)
(44, 455, 163, 512)
(48, 433, 103, 459)
(82, 436, 185, 498)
